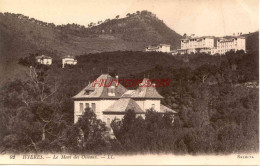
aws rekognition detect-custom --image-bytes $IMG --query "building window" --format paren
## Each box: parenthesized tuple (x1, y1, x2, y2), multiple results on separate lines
(108, 86, 115, 96)
(85, 103, 89, 108)
(91, 103, 96, 112)
(107, 118, 111, 131)
(107, 118, 111, 125)
(80, 103, 83, 113)
(84, 90, 90, 95)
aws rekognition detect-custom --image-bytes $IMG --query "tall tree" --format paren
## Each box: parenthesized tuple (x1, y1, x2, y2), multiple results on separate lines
(64, 108, 108, 153)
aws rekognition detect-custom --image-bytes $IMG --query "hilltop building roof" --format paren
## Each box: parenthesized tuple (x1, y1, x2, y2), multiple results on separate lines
(181, 36, 215, 40)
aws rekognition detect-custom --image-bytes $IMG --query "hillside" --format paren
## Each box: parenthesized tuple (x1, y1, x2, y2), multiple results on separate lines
(1, 50, 259, 154)
(242, 31, 259, 52)
(0, 11, 258, 86)
(0, 12, 259, 155)
(0, 11, 181, 83)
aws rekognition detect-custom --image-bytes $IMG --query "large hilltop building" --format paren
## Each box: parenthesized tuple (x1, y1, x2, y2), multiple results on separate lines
(215, 36, 246, 55)
(173, 34, 246, 55)
(73, 74, 175, 131)
(146, 44, 171, 53)
(178, 35, 215, 55)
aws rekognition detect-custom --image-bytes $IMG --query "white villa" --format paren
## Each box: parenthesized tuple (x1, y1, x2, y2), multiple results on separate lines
(72, 74, 176, 131)
(35, 55, 52, 65)
(146, 44, 171, 53)
(62, 55, 77, 68)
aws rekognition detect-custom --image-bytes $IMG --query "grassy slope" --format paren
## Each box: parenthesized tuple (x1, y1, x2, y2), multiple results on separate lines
(0, 12, 181, 84)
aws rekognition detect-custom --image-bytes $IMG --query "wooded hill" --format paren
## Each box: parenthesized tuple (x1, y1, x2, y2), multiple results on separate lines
(0, 11, 259, 86)
(0, 11, 181, 84)
(0, 50, 258, 154)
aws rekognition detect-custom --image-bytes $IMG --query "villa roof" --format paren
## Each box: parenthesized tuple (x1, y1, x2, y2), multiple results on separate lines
(103, 98, 145, 114)
(130, 78, 163, 99)
(35, 55, 52, 59)
(84, 84, 95, 91)
(147, 45, 160, 49)
(159, 44, 171, 46)
(73, 75, 164, 100)
(160, 104, 177, 113)
(72, 74, 128, 99)
(63, 55, 75, 59)
(64, 59, 77, 62)
(121, 90, 136, 98)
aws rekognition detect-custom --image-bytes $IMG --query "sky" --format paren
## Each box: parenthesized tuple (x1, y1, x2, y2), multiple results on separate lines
(0, 0, 259, 36)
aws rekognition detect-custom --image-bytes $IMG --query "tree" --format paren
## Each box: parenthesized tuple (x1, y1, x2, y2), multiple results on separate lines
(126, 13, 131, 17)
(193, 64, 212, 83)
(18, 53, 38, 67)
(104, 19, 110, 23)
(115, 15, 120, 19)
(141, 10, 148, 15)
(64, 108, 108, 152)
(111, 109, 176, 152)
(88, 22, 93, 28)
(0, 67, 66, 153)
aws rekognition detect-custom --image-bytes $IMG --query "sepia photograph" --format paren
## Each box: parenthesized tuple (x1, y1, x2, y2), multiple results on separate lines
(0, 0, 259, 165)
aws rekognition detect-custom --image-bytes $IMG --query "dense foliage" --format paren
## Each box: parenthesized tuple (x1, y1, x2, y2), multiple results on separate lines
(0, 50, 258, 154)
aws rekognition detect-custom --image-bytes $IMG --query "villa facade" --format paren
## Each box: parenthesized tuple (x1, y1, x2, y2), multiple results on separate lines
(72, 74, 176, 131)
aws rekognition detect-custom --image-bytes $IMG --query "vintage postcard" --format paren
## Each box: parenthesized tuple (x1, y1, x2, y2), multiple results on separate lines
(0, 0, 259, 165)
